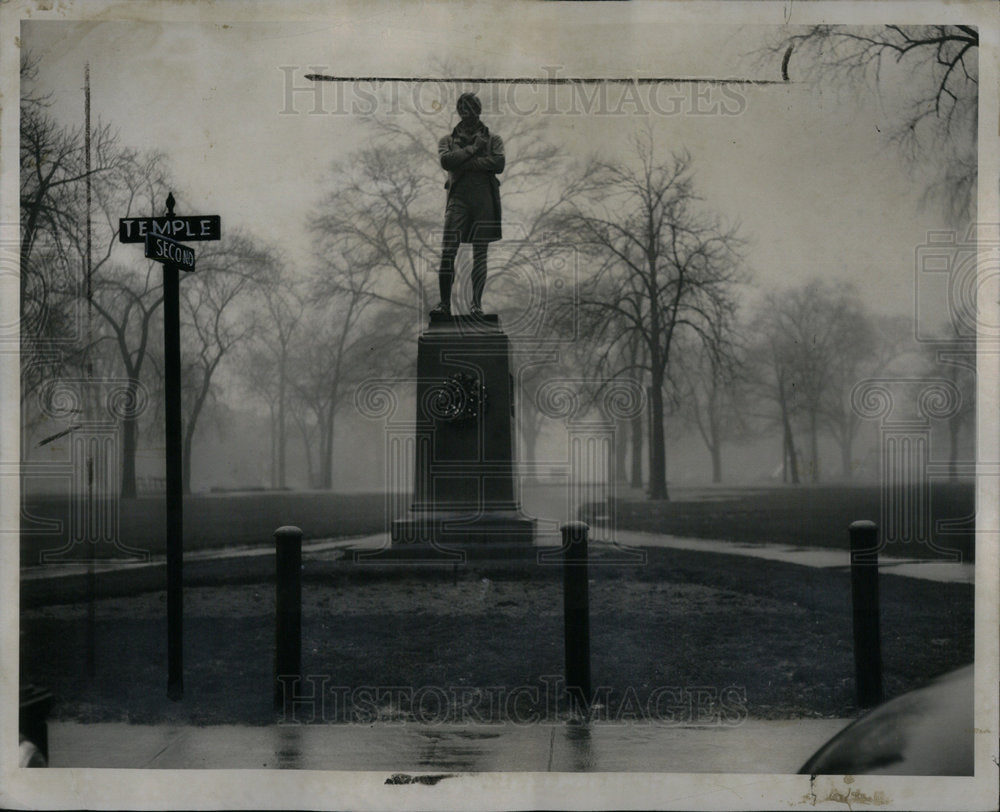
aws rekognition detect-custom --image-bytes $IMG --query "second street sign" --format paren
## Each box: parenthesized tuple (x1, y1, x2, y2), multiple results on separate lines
(120, 215, 221, 243)
(145, 233, 196, 273)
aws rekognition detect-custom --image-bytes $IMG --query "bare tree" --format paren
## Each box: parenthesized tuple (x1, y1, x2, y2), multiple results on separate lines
(560, 134, 745, 500)
(919, 302, 976, 481)
(310, 141, 440, 313)
(820, 312, 911, 479)
(236, 268, 306, 489)
(935, 346, 976, 479)
(510, 353, 557, 483)
(757, 283, 834, 483)
(19, 58, 123, 296)
(178, 234, 274, 494)
(748, 303, 802, 485)
(288, 246, 384, 489)
(749, 280, 897, 483)
(671, 332, 751, 484)
(70, 151, 174, 498)
(626, 332, 648, 490)
(762, 25, 978, 222)
(288, 394, 319, 488)
(19, 54, 129, 418)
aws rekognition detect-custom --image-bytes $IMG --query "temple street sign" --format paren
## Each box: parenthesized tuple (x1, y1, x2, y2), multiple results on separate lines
(119, 214, 221, 243)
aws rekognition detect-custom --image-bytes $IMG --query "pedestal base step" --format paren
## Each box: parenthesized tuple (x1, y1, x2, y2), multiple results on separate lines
(364, 509, 540, 563)
(391, 510, 536, 548)
(353, 539, 546, 564)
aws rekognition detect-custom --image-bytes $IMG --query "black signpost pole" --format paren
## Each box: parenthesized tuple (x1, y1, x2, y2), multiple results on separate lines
(119, 192, 218, 700)
(163, 194, 184, 700)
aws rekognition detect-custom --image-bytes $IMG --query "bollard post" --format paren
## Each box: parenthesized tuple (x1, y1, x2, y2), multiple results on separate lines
(849, 520, 884, 708)
(274, 526, 303, 716)
(561, 521, 591, 714)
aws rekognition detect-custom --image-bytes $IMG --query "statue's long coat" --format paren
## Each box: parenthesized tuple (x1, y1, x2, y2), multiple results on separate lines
(438, 129, 505, 243)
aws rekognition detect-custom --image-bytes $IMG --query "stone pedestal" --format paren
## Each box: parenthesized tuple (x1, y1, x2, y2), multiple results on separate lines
(391, 313, 535, 547)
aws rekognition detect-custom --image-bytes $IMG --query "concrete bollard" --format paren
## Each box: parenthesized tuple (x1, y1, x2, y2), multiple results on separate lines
(849, 520, 884, 708)
(561, 521, 591, 714)
(274, 525, 303, 715)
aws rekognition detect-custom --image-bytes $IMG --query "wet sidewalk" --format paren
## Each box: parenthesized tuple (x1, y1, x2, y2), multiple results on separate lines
(316, 529, 974, 584)
(22, 527, 974, 584)
(47, 718, 849, 772)
(604, 530, 975, 584)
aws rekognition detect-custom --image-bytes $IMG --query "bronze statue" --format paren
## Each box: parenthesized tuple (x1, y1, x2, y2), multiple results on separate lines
(431, 92, 505, 317)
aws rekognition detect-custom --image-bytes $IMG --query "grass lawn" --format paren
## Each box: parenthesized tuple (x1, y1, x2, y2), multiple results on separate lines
(22, 482, 976, 567)
(20, 546, 973, 726)
(21, 491, 388, 565)
(590, 481, 975, 562)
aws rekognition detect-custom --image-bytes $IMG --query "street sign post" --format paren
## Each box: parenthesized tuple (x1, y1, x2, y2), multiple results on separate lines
(161, 256, 184, 701)
(122, 193, 220, 700)
(145, 233, 196, 273)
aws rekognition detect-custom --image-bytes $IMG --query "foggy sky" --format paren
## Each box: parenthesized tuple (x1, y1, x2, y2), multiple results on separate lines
(18, 4, 961, 326)
(9, 1, 991, 490)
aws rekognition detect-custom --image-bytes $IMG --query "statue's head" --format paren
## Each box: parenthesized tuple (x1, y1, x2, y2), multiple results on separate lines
(456, 92, 482, 122)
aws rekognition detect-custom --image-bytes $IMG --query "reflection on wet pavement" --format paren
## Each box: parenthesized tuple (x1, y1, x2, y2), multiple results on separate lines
(48, 718, 849, 772)
(417, 729, 503, 770)
(563, 723, 593, 771)
(274, 725, 302, 769)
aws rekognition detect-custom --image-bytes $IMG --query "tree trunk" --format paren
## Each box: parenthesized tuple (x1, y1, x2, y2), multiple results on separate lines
(780, 407, 800, 485)
(614, 418, 628, 484)
(629, 412, 643, 489)
(116, 376, 139, 499)
(298, 422, 316, 488)
(648, 377, 669, 500)
(277, 368, 287, 489)
(840, 436, 853, 481)
(183, 388, 208, 496)
(121, 414, 138, 499)
(786, 425, 800, 484)
(948, 415, 961, 481)
(268, 403, 277, 489)
(320, 409, 335, 490)
(808, 410, 820, 483)
(777, 377, 800, 485)
(646, 386, 655, 495)
(708, 393, 722, 484)
(710, 442, 722, 484)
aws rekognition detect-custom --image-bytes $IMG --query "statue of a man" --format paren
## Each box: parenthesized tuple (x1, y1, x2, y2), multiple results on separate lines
(431, 92, 505, 317)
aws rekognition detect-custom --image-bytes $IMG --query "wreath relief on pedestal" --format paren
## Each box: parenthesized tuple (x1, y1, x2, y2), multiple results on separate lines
(427, 372, 487, 424)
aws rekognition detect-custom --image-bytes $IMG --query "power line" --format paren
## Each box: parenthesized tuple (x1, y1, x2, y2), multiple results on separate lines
(305, 73, 788, 86)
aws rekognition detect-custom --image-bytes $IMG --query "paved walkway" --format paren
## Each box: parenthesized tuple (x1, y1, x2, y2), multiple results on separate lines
(22, 527, 974, 584)
(47, 718, 848, 772)
(604, 529, 975, 584)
